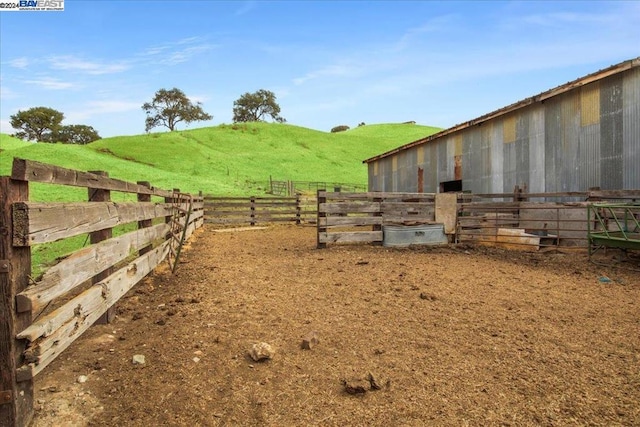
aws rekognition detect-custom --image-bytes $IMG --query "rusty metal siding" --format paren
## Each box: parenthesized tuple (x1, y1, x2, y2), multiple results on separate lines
(544, 99, 561, 192)
(481, 125, 493, 193)
(461, 133, 473, 192)
(468, 129, 486, 193)
(427, 143, 438, 192)
(528, 106, 545, 193)
(503, 135, 516, 194)
(379, 157, 391, 192)
(437, 139, 448, 186)
(491, 121, 504, 193)
(623, 68, 640, 189)
(600, 74, 624, 190)
(515, 114, 530, 189)
(368, 162, 376, 190)
(562, 93, 581, 192)
(579, 84, 601, 190)
(401, 148, 418, 192)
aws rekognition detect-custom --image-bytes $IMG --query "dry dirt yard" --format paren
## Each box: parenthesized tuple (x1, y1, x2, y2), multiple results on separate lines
(31, 225, 639, 427)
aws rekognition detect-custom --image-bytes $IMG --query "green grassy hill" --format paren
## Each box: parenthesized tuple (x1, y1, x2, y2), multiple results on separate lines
(1, 122, 441, 199)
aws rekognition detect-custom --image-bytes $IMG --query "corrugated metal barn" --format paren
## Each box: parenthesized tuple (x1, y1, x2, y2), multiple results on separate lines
(364, 57, 640, 194)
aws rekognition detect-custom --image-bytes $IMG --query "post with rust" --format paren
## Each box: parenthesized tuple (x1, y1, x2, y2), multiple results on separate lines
(317, 189, 327, 248)
(137, 181, 152, 256)
(0, 176, 34, 427)
(88, 171, 115, 324)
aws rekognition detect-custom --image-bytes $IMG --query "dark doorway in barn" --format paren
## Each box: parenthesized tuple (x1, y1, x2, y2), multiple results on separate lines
(440, 180, 462, 193)
(418, 167, 424, 193)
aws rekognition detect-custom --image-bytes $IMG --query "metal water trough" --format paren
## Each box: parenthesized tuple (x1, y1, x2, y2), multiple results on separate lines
(382, 224, 448, 247)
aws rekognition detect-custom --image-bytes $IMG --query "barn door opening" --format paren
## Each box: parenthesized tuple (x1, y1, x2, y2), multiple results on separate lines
(417, 167, 424, 193)
(440, 179, 462, 193)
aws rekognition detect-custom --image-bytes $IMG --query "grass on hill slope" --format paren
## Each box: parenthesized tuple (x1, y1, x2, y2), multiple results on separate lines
(87, 122, 440, 195)
(1, 122, 442, 199)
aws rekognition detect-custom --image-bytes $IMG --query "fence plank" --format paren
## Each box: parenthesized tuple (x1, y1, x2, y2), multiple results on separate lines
(11, 158, 173, 197)
(12, 202, 173, 246)
(319, 202, 381, 214)
(320, 217, 383, 227)
(16, 223, 170, 314)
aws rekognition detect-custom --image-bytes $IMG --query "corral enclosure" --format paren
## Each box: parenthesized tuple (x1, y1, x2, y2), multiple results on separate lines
(2, 159, 639, 426)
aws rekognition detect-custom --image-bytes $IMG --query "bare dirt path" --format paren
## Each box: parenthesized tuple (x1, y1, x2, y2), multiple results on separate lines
(32, 225, 639, 426)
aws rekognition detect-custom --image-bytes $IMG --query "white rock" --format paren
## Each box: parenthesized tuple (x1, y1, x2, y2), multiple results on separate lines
(77, 375, 88, 384)
(193, 357, 200, 363)
(132, 354, 146, 365)
(249, 342, 275, 362)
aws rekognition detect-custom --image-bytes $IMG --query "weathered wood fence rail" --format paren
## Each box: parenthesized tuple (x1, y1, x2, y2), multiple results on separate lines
(204, 195, 317, 226)
(317, 189, 640, 249)
(0, 158, 203, 427)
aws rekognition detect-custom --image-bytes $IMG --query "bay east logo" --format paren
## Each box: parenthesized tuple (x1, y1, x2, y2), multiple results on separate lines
(20, 0, 63, 8)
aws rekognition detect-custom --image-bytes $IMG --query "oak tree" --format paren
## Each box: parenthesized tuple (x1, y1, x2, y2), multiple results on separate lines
(142, 88, 212, 132)
(53, 124, 101, 144)
(10, 106, 64, 142)
(233, 89, 285, 123)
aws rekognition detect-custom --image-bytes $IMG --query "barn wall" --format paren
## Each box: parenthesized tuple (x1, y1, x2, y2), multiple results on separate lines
(368, 66, 640, 193)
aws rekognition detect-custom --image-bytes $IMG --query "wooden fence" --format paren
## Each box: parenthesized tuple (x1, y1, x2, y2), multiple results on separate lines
(0, 158, 203, 427)
(204, 195, 317, 226)
(316, 191, 439, 248)
(317, 189, 640, 250)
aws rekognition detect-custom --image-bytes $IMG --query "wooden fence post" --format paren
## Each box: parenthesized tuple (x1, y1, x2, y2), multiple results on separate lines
(250, 196, 256, 226)
(88, 171, 115, 324)
(372, 194, 383, 245)
(137, 181, 152, 256)
(295, 193, 301, 225)
(0, 177, 34, 427)
(317, 190, 326, 248)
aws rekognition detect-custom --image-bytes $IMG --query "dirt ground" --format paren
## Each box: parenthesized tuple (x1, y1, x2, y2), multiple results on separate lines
(30, 225, 639, 427)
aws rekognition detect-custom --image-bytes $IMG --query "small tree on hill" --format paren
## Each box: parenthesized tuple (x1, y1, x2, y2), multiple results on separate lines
(142, 88, 213, 132)
(233, 89, 285, 123)
(53, 124, 101, 144)
(10, 106, 64, 142)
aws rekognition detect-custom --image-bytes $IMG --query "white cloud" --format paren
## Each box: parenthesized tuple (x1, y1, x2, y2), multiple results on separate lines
(187, 94, 209, 104)
(48, 55, 130, 75)
(8, 57, 30, 69)
(138, 36, 216, 66)
(159, 44, 215, 65)
(396, 14, 459, 50)
(0, 83, 18, 99)
(293, 64, 363, 86)
(22, 77, 75, 90)
(65, 99, 141, 123)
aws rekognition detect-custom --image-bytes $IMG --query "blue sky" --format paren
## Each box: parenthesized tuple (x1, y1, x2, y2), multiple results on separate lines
(1, 1, 639, 138)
